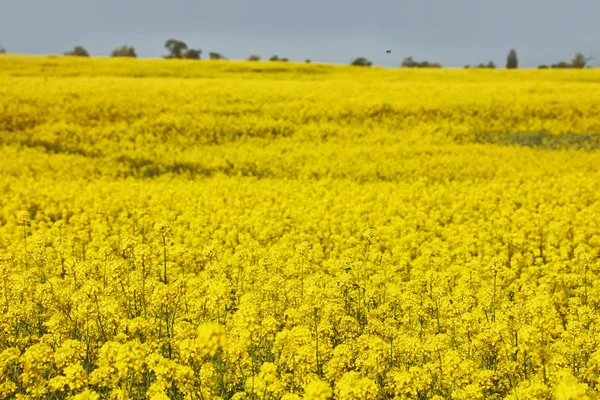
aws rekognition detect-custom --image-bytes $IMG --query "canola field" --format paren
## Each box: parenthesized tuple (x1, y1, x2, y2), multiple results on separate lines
(1, 55, 600, 400)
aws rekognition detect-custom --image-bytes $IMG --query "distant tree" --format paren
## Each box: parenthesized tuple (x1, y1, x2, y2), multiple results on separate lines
(402, 56, 416, 67)
(305, 59, 311, 63)
(571, 52, 587, 68)
(165, 39, 188, 59)
(551, 61, 571, 68)
(474, 61, 496, 69)
(268, 55, 289, 62)
(0, 47, 5, 54)
(506, 49, 518, 69)
(464, 65, 471, 68)
(64, 46, 89, 57)
(351, 57, 372, 67)
(183, 48, 201, 60)
(209, 52, 226, 60)
(401, 56, 441, 68)
(164, 39, 201, 60)
(111, 45, 137, 58)
(538, 64, 549, 69)
(248, 54, 261, 61)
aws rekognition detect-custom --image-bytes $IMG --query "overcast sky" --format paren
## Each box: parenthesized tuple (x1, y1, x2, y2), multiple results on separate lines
(1, 0, 598, 68)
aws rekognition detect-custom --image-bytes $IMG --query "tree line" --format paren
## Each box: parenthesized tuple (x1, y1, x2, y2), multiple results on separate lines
(351, 48, 592, 69)
(0, 42, 593, 69)
(59, 40, 298, 63)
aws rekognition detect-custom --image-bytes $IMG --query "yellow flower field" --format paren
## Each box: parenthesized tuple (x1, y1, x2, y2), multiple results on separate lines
(1, 54, 600, 399)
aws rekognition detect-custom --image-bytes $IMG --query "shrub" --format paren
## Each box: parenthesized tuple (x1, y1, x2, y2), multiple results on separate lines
(401, 56, 441, 68)
(209, 52, 226, 60)
(183, 49, 201, 60)
(111, 45, 137, 58)
(351, 57, 372, 67)
(64, 46, 89, 57)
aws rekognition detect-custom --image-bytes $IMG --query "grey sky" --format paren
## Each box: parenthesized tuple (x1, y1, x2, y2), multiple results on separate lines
(1, 0, 598, 68)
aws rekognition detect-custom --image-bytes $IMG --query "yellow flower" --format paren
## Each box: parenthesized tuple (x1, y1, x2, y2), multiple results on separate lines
(555, 371, 590, 400)
(334, 372, 378, 400)
(71, 389, 101, 400)
(304, 378, 333, 399)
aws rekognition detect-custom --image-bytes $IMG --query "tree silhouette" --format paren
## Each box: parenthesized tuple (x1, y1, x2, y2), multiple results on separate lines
(267, 55, 289, 62)
(165, 39, 187, 59)
(474, 61, 496, 69)
(351, 57, 372, 67)
(183, 49, 201, 60)
(571, 53, 587, 68)
(401, 56, 441, 68)
(506, 49, 518, 69)
(548, 53, 588, 69)
(209, 52, 226, 60)
(111, 45, 137, 58)
(0, 47, 5, 54)
(64, 46, 89, 57)
(551, 61, 571, 68)
(402, 56, 416, 67)
(248, 55, 261, 61)
(164, 39, 201, 60)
